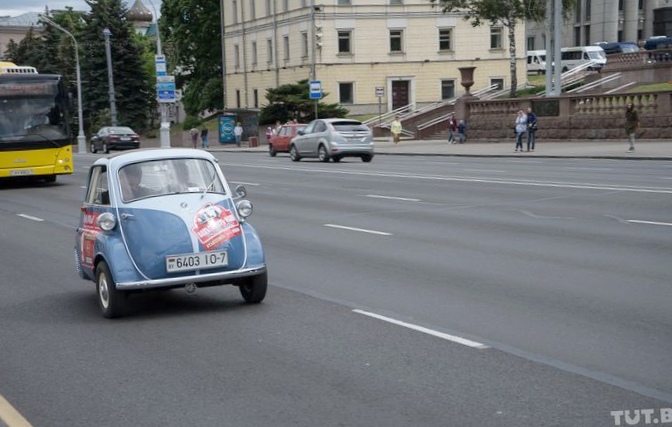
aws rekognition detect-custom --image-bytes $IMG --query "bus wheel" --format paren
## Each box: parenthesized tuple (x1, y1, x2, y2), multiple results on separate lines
(44, 175, 56, 183)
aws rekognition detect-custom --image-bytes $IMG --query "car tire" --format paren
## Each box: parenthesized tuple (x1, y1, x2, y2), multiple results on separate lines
(269, 144, 277, 157)
(332, 156, 341, 163)
(90, 143, 97, 154)
(289, 145, 301, 162)
(103, 143, 110, 154)
(361, 154, 373, 163)
(44, 175, 57, 183)
(239, 272, 267, 304)
(96, 261, 126, 318)
(318, 145, 330, 162)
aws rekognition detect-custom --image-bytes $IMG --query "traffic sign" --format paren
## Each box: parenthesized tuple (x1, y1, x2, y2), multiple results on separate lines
(155, 54, 167, 77)
(375, 86, 385, 97)
(156, 75, 175, 103)
(309, 80, 322, 100)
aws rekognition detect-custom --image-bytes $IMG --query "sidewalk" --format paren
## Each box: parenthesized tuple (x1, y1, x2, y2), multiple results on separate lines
(143, 136, 672, 160)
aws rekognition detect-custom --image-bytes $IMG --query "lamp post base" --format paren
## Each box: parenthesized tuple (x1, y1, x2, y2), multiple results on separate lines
(160, 121, 171, 148)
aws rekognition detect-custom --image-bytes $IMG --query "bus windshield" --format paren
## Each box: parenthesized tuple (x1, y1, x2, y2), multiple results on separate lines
(0, 78, 69, 145)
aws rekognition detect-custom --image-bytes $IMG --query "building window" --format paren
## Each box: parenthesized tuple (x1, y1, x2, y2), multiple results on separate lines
(338, 30, 352, 54)
(586, 0, 591, 20)
(251, 41, 257, 66)
(249, 0, 256, 19)
(236, 90, 241, 109)
(267, 39, 273, 64)
(339, 82, 354, 104)
(337, 0, 351, 4)
(232, 0, 238, 24)
(301, 0, 307, 7)
(234, 44, 240, 69)
(441, 79, 455, 100)
(439, 28, 453, 51)
(253, 89, 259, 108)
(301, 32, 309, 58)
(574, 27, 581, 45)
(283, 35, 290, 61)
(390, 0, 403, 4)
(585, 25, 590, 45)
(527, 36, 535, 51)
(390, 29, 403, 53)
(490, 27, 502, 49)
(283, 0, 289, 12)
(266, 0, 272, 15)
(491, 78, 504, 90)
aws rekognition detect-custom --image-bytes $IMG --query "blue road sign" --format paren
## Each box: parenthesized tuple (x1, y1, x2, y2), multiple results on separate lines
(309, 80, 322, 100)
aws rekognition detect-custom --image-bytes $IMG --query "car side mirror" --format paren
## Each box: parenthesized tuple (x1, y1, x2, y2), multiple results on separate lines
(297, 130, 304, 136)
(234, 185, 247, 199)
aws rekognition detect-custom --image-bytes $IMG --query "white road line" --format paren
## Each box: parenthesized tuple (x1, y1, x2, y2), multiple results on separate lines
(0, 394, 32, 427)
(353, 309, 489, 349)
(17, 214, 44, 222)
(627, 220, 672, 227)
(324, 224, 391, 236)
(366, 194, 420, 202)
(463, 169, 506, 173)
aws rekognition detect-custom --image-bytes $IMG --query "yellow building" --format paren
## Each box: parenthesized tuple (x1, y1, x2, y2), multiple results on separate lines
(223, 0, 527, 115)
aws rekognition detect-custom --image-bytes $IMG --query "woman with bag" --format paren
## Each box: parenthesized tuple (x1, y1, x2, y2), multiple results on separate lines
(514, 110, 527, 152)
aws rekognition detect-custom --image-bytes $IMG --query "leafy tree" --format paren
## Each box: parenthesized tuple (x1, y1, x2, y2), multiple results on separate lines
(259, 80, 349, 124)
(161, 0, 223, 116)
(80, 0, 154, 134)
(429, 0, 575, 97)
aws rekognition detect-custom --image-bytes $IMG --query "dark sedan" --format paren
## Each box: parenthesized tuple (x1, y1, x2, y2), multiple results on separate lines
(90, 126, 140, 154)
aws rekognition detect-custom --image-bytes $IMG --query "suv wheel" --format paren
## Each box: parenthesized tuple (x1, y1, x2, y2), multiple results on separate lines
(290, 145, 301, 162)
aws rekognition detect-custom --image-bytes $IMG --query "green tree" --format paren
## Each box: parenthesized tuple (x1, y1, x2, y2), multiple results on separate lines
(80, 0, 154, 133)
(429, 0, 575, 97)
(161, 0, 223, 116)
(260, 80, 349, 124)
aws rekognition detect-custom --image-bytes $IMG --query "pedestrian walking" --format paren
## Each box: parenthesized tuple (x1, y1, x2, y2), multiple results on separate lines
(526, 107, 538, 152)
(447, 115, 457, 144)
(514, 109, 527, 152)
(390, 115, 402, 145)
(200, 126, 209, 149)
(234, 122, 243, 147)
(624, 102, 639, 152)
(189, 127, 199, 149)
(457, 119, 466, 144)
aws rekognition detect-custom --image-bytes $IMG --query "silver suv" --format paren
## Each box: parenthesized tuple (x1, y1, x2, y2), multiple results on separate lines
(289, 118, 374, 163)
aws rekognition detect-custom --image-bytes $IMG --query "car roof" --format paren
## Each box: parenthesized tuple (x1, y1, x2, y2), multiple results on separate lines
(92, 148, 218, 172)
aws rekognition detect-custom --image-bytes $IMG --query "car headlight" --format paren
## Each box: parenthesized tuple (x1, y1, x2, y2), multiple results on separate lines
(236, 200, 253, 219)
(97, 212, 117, 231)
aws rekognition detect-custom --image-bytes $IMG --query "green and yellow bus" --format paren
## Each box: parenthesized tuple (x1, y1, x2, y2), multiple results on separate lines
(0, 64, 74, 182)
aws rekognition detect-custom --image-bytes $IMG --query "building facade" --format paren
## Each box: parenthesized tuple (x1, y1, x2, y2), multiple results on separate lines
(526, 0, 672, 51)
(0, 12, 42, 60)
(223, 0, 526, 115)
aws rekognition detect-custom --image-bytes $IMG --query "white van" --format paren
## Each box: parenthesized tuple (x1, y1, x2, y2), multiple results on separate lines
(559, 46, 607, 71)
(526, 50, 546, 74)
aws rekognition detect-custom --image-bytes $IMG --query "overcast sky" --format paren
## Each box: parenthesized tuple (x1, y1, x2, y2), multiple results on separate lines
(0, 0, 162, 17)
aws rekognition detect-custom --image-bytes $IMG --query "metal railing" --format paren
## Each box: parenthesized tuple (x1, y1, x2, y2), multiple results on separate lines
(566, 72, 622, 94)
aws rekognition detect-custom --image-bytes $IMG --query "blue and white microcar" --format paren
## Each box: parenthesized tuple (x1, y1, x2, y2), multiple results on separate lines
(75, 148, 267, 318)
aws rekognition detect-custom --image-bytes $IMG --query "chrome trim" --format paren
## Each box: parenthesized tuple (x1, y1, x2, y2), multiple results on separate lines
(115, 265, 266, 290)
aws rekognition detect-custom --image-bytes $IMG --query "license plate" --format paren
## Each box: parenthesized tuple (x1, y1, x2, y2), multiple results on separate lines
(10, 169, 34, 176)
(166, 250, 228, 273)
(121, 137, 130, 141)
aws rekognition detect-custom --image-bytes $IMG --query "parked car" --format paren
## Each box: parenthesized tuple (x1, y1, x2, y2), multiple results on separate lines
(90, 126, 140, 154)
(289, 118, 374, 163)
(268, 123, 307, 156)
(74, 148, 267, 318)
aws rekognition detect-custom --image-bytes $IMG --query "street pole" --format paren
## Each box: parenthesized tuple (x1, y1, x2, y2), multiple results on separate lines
(146, 0, 170, 148)
(102, 28, 118, 126)
(219, 0, 227, 111)
(41, 15, 86, 153)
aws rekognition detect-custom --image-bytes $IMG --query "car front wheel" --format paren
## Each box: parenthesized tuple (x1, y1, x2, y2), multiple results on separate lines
(90, 142, 97, 153)
(103, 143, 110, 154)
(318, 145, 330, 162)
(239, 272, 267, 303)
(96, 261, 126, 318)
(289, 145, 301, 162)
(361, 154, 373, 163)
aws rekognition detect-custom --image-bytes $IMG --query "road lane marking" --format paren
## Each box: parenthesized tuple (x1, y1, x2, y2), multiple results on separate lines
(0, 394, 32, 427)
(353, 309, 489, 349)
(463, 169, 506, 173)
(366, 194, 420, 202)
(324, 224, 391, 236)
(219, 162, 672, 194)
(627, 220, 672, 227)
(17, 214, 44, 222)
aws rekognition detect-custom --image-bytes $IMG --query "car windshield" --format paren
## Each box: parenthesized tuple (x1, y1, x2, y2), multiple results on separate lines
(118, 158, 226, 202)
(109, 127, 135, 134)
(331, 121, 368, 132)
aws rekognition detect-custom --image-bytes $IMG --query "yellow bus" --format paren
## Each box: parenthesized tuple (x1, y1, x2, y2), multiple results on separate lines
(0, 64, 74, 182)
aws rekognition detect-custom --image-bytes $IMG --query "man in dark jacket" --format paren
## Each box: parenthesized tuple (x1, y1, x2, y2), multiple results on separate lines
(624, 103, 639, 152)
(526, 107, 538, 152)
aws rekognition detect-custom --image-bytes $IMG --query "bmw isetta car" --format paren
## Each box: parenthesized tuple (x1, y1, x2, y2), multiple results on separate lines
(74, 148, 267, 318)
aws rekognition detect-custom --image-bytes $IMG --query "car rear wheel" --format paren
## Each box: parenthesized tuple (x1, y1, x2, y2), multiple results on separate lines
(318, 145, 330, 162)
(361, 154, 373, 163)
(239, 272, 267, 304)
(90, 143, 97, 154)
(103, 143, 110, 154)
(289, 145, 301, 162)
(269, 144, 277, 157)
(332, 156, 341, 163)
(96, 260, 126, 318)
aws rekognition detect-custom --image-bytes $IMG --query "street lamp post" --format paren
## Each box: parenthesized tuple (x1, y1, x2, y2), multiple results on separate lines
(41, 15, 86, 153)
(102, 28, 118, 126)
(146, 0, 171, 148)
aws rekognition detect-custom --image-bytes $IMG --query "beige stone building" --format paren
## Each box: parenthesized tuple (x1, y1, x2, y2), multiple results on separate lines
(0, 12, 42, 61)
(223, 0, 526, 115)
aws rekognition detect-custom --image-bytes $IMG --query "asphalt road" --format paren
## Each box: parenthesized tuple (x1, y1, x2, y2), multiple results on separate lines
(0, 151, 670, 427)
